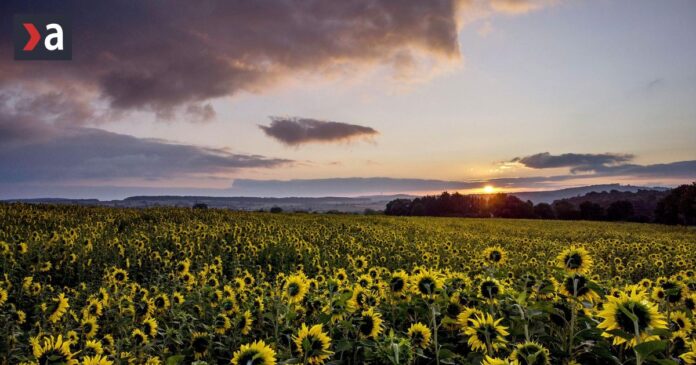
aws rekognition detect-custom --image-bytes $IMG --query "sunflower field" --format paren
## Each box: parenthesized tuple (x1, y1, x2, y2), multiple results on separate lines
(1, 204, 696, 365)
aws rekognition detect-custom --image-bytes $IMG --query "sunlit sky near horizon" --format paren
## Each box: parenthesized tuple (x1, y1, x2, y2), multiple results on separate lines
(1, 0, 695, 199)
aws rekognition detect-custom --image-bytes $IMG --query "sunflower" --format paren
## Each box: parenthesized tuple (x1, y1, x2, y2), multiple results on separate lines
(510, 341, 551, 365)
(407, 322, 431, 349)
(143, 317, 158, 337)
(597, 290, 667, 347)
(111, 268, 128, 284)
(45, 293, 70, 323)
(237, 310, 253, 335)
(191, 332, 210, 360)
(685, 293, 696, 311)
(0, 287, 7, 306)
(323, 297, 347, 324)
(293, 324, 333, 365)
(463, 313, 509, 354)
(559, 274, 599, 302)
(82, 316, 99, 338)
(172, 291, 185, 305)
(669, 311, 692, 333)
(231, 340, 277, 365)
(214, 313, 231, 334)
(478, 277, 504, 302)
(483, 246, 506, 266)
(175, 259, 191, 275)
(284, 274, 309, 304)
(145, 357, 162, 365)
(83, 299, 103, 318)
(32, 335, 78, 365)
(412, 270, 443, 298)
(348, 286, 379, 312)
(353, 255, 368, 271)
(681, 340, 696, 364)
(651, 287, 666, 302)
(153, 293, 170, 311)
(557, 246, 593, 274)
(79, 340, 101, 357)
(131, 328, 149, 346)
(82, 355, 112, 365)
(482, 356, 515, 365)
(660, 280, 684, 304)
(456, 307, 483, 330)
(358, 308, 383, 339)
(15, 309, 27, 324)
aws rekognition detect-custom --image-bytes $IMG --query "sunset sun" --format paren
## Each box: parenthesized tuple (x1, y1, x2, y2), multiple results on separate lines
(483, 185, 496, 194)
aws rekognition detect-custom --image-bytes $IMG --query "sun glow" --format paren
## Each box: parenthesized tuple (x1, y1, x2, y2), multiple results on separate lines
(482, 185, 496, 194)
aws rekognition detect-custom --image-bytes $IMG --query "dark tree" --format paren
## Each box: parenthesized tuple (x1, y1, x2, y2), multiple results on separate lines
(533, 203, 555, 219)
(553, 201, 580, 220)
(385, 199, 413, 216)
(655, 183, 696, 225)
(489, 194, 534, 218)
(270, 206, 283, 213)
(192, 203, 208, 209)
(579, 201, 604, 220)
(606, 200, 634, 221)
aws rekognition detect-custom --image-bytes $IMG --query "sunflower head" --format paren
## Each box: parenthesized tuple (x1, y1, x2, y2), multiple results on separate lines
(559, 274, 599, 302)
(237, 310, 253, 336)
(412, 270, 443, 298)
(597, 290, 667, 347)
(32, 335, 77, 365)
(557, 246, 593, 274)
(358, 308, 383, 339)
(406, 322, 432, 349)
(284, 274, 309, 304)
(510, 341, 551, 365)
(478, 277, 503, 301)
(191, 332, 210, 360)
(483, 246, 506, 266)
(482, 356, 515, 365)
(131, 328, 149, 346)
(463, 313, 509, 354)
(82, 315, 99, 338)
(293, 324, 333, 365)
(231, 340, 277, 365)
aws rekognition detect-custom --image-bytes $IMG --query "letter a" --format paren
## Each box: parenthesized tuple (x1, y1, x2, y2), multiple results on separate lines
(44, 23, 63, 51)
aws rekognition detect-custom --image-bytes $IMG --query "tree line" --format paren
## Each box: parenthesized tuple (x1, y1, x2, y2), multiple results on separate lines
(385, 182, 696, 225)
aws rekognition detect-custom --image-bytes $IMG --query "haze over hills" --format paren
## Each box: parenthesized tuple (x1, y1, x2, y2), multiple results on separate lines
(510, 184, 670, 204)
(2, 184, 669, 213)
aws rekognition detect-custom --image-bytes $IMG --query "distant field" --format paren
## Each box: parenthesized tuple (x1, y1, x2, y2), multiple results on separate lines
(1, 204, 695, 364)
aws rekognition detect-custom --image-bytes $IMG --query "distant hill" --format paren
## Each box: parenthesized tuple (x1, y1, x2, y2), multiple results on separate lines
(2, 194, 413, 213)
(510, 184, 669, 204)
(2, 184, 670, 213)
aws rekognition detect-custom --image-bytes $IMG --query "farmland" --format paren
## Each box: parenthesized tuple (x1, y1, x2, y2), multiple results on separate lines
(1, 204, 695, 364)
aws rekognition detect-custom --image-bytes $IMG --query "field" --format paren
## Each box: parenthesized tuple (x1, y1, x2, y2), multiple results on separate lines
(1, 204, 695, 365)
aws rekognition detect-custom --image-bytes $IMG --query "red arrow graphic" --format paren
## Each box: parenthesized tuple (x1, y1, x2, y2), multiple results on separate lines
(22, 23, 40, 51)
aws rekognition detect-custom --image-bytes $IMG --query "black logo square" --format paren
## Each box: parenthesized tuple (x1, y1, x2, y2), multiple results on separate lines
(14, 14, 72, 61)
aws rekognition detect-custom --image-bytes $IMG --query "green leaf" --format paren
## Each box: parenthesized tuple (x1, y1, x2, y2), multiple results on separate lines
(166, 355, 185, 365)
(607, 329, 633, 340)
(633, 340, 667, 358)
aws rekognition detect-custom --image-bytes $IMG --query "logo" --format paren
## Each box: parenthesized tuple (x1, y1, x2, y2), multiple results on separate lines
(14, 15, 71, 60)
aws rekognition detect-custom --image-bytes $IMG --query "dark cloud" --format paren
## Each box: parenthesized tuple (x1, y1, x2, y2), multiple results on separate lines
(511, 152, 635, 173)
(0, 0, 472, 120)
(590, 160, 696, 179)
(0, 98, 292, 183)
(259, 117, 378, 145)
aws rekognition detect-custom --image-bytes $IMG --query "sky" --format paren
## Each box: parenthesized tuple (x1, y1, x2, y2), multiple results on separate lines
(1, 0, 695, 199)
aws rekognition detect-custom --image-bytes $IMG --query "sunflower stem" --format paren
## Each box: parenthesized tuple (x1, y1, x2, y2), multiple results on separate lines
(430, 303, 440, 365)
